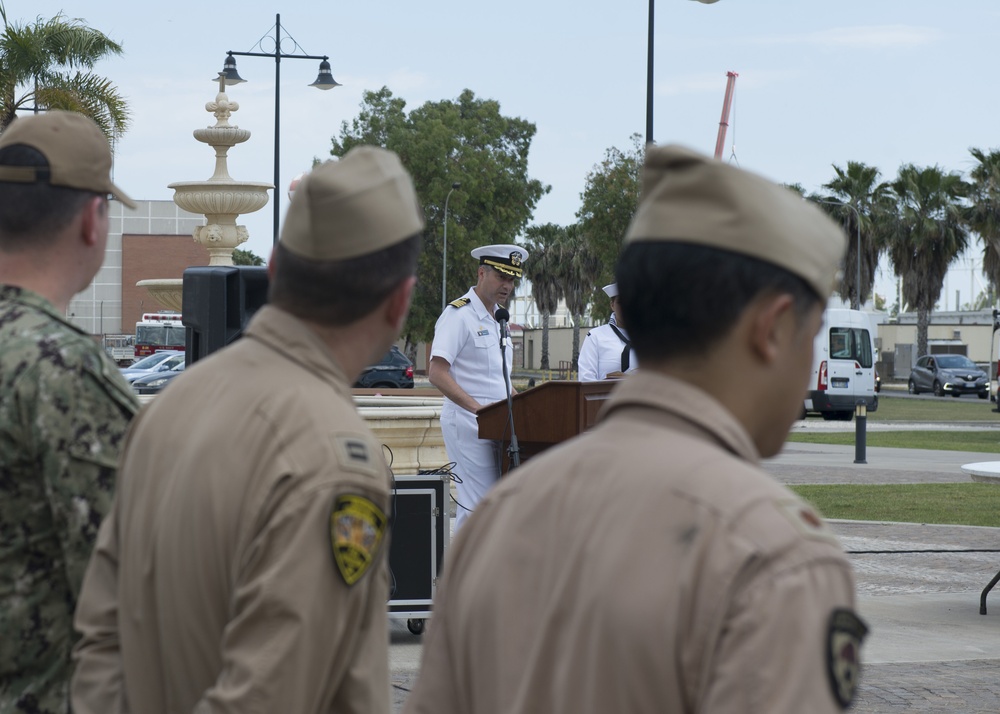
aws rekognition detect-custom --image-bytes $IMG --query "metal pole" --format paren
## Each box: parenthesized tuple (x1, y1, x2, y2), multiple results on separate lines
(646, 0, 654, 144)
(815, 199, 861, 309)
(441, 184, 458, 311)
(992, 308, 999, 412)
(854, 401, 867, 464)
(273, 14, 281, 245)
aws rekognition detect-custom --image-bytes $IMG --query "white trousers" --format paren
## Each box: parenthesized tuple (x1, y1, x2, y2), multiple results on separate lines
(441, 406, 501, 531)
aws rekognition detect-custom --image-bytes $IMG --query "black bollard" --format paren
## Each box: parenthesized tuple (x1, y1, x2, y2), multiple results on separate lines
(854, 400, 867, 464)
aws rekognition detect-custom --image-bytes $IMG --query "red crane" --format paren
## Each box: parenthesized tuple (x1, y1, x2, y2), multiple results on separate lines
(714, 71, 739, 160)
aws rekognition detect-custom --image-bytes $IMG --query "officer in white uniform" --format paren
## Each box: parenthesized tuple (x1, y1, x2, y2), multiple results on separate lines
(429, 243, 528, 530)
(578, 282, 638, 381)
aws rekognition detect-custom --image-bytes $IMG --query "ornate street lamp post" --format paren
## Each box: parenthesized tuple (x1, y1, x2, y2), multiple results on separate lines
(220, 14, 340, 245)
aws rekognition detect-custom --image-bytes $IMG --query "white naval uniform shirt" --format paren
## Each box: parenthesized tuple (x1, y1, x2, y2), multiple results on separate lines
(578, 323, 638, 381)
(431, 287, 511, 413)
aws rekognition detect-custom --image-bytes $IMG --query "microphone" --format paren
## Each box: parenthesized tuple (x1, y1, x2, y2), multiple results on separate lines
(494, 308, 510, 347)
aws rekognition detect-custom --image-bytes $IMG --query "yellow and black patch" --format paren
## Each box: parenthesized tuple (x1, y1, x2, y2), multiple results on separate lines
(448, 297, 471, 308)
(330, 494, 387, 586)
(826, 608, 868, 709)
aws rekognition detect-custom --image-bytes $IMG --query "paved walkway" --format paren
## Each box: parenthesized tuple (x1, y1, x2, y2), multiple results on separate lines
(388, 439, 1000, 713)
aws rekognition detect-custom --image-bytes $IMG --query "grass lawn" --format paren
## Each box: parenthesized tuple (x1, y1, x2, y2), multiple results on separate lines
(790, 395, 1000, 525)
(786, 430, 1000, 453)
(791, 483, 1000, 527)
(868, 393, 998, 422)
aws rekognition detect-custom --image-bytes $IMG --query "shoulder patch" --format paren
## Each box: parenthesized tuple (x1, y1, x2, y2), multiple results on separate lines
(448, 297, 471, 308)
(330, 493, 387, 586)
(827, 608, 868, 709)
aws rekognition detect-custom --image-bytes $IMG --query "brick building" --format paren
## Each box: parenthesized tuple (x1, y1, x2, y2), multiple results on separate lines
(67, 199, 207, 336)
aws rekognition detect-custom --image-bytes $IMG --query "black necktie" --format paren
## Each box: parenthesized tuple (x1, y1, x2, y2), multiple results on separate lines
(608, 324, 630, 372)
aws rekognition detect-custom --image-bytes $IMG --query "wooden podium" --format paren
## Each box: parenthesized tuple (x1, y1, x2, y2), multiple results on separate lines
(477, 380, 619, 470)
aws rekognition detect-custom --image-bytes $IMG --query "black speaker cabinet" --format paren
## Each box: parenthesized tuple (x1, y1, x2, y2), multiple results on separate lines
(388, 474, 450, 633)
(182, 266, 268, 366)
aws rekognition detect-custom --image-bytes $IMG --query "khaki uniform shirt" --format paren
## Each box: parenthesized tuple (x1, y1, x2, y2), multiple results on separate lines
(0, 286, 138, 714)
(404, 371, 863, 714)
(72, 306, 392, 714)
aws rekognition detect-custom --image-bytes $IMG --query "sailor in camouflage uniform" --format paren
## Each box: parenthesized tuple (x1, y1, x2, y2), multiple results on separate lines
(0, 112, 139, 714)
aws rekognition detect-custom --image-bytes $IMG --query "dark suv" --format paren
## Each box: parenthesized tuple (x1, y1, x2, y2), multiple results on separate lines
(354, 346, 414, 389)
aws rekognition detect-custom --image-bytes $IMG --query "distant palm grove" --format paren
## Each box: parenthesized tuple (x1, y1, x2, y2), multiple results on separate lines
(525, 140, 1000, 369)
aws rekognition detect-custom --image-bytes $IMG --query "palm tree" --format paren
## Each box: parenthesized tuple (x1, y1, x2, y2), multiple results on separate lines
(557, 225, 602, 372)
(814, 161, 893, 309)
(0, 3, 128, 141)
(885, 164, 970, 356)
(967, 148, 1000, 299)
(522, 223, 566, 370)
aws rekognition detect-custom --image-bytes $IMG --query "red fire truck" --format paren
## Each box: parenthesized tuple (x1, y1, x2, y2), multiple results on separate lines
(134, 312, 185, 358)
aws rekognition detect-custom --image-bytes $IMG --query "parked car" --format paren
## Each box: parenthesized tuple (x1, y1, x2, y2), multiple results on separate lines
(120, 350, 184, 384)
(354, 346, 414, 389)
(908, 354, 988, 398)
(132, 359, 186, 395)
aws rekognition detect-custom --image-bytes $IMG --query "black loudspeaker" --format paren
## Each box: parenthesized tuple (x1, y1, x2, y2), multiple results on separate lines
(182, 266, 269, 366)
(387, 475, 449, 630)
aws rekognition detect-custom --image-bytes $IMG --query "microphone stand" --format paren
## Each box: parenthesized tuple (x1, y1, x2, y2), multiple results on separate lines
(496, 310, 521, 470)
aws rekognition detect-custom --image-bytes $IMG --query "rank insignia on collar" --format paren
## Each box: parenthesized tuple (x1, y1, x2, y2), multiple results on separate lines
(509, 250, 522, 267)
(330, 494, 387, 586)
(826, 608, 868, 709)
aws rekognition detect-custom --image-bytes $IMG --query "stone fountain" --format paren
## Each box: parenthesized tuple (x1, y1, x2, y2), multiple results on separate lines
(136, 75, 273, 310)
(133, 79, 449, 478)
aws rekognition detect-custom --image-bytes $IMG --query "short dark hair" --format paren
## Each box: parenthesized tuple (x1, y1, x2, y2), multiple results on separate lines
(0, 144, 99, 251)
(616, 242, 823, 362)
(268, 233, 422, 326)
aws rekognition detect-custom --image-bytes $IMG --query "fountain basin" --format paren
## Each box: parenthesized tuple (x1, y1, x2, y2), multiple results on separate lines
(136, 278, 183, 312)
(169, 181, 272, 216)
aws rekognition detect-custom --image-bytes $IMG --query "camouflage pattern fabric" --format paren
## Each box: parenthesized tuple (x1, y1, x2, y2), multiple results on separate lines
(0, 285, 138, 714)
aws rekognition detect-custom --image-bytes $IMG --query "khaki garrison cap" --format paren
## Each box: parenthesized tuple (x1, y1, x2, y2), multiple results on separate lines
(0, 110, 136, 208)
(280, 146, 425, 261)
(624, 144, 846, 299)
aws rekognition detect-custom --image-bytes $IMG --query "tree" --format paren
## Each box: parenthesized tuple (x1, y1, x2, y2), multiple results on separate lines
(885, 164, 970, 356)
(522, 223, 566, 370)
(232, 248, 264, 266)
(331, 87, 549, 353)
(967, 148, 1000, 297)
(556, 225, 602, 370)
(814, 161, 893, 309)
(575, 133, 643, 305)
(0, 3, 128, 141)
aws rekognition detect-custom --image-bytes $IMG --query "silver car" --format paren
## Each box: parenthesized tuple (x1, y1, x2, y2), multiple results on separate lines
(119, 351, 184, 384)
(908, 354, 988, 398)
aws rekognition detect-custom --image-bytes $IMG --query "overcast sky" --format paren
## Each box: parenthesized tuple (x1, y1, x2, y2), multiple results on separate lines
(15, 0, 1000, 309)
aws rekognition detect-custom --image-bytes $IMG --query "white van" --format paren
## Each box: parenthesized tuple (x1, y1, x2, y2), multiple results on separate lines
(803, 308, 878, 421)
